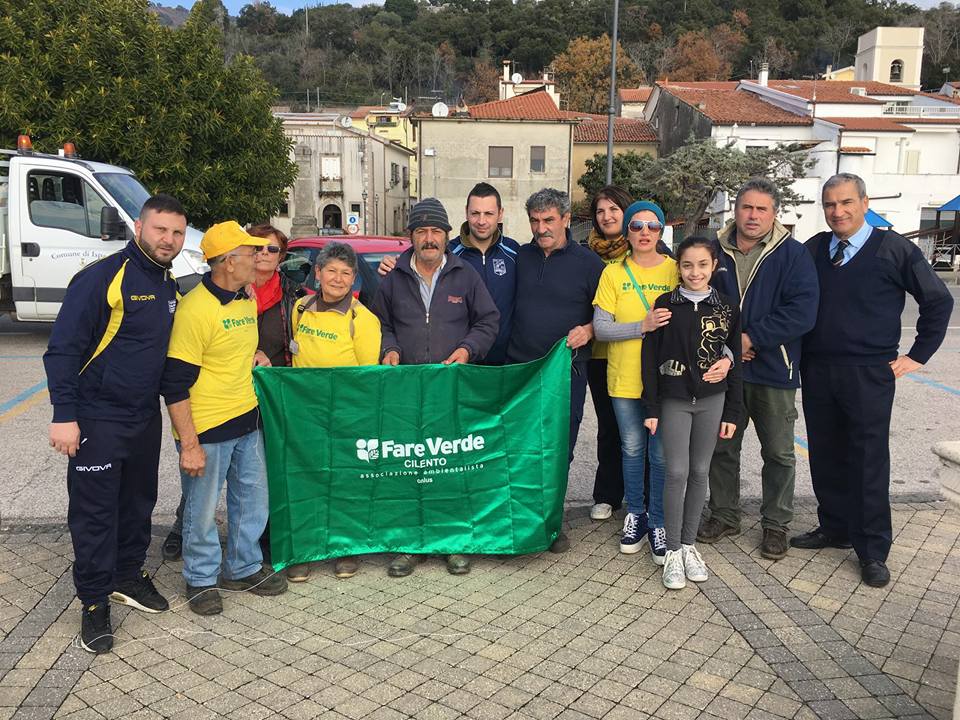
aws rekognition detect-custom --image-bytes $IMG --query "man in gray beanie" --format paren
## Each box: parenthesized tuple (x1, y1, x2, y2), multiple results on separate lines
(370, 197, 500, 578)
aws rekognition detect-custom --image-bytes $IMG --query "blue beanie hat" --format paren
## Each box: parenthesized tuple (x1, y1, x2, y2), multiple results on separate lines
(622, 200, 665, 237)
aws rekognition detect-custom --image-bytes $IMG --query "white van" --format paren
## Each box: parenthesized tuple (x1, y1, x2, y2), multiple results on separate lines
(1, 137, 206, 321)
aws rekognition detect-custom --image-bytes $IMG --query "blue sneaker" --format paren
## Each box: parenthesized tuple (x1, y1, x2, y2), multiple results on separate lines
(620, 512, 649, 554)
(649, 527, 667, 566)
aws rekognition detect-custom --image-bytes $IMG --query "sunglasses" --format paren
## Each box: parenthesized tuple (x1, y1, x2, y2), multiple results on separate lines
(628, 220, 664, 233)
(258, 245, 281, 254)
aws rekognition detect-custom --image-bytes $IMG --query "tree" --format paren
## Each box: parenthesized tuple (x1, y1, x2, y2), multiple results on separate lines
(751, 37, 796, 78)
(461, 60, 500, 104)
(552, 34, 642, 113)
(664, 22, 746, 81)
(0, 0, 297, 228)
(578, 139, 814, 237)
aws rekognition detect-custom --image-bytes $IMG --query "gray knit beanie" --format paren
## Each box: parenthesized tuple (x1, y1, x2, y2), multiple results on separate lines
(406, 197, 452, 232)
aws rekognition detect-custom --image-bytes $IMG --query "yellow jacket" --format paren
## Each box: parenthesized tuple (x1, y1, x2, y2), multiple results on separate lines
(290, 294, 381, 368)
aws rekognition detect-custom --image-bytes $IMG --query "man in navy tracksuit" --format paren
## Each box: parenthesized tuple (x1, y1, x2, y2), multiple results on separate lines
(507, 188, 606, 553)
(449, 182, 520, 365)
(795, 173, 953, 588)
(44, 195, 188, 653)
(699, 178, 819, 561)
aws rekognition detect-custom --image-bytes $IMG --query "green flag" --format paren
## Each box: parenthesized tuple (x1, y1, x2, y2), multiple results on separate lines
(253, 341, 571, 569)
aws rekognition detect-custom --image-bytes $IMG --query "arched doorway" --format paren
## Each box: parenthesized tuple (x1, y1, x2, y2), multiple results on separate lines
(322, 204, 343, 232)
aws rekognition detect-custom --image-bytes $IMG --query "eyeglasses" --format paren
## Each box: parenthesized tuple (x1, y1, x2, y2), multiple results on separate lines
(258, 245, 281, 254)
(628, 220, 664, 233)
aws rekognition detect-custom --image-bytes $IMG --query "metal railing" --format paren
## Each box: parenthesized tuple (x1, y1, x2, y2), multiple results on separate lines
(881, 104, 960, 117)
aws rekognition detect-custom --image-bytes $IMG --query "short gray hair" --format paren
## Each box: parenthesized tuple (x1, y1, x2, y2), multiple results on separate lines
(735, 177, 781, 211)
(314, 242, 358, 272)
(823, 173, 867, 199)
(526, 188, 570, 217)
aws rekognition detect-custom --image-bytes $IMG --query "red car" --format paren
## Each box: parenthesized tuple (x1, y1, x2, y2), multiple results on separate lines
(281, 235, 411, 308)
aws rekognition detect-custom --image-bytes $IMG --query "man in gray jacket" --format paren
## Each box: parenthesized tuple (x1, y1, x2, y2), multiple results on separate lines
(372, 198, 499, 367)
(370, 197, 499, 578)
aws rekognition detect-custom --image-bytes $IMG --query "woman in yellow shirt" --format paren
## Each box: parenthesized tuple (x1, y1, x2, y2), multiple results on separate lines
(285, 242, 381, 581)
(593, 201, 676, 566)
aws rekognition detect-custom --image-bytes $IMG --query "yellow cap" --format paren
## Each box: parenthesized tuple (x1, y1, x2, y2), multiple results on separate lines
(200, 221, 268, 261)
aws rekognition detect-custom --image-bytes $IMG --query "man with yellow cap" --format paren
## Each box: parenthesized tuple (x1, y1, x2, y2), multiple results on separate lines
(161, 221, 288, 615)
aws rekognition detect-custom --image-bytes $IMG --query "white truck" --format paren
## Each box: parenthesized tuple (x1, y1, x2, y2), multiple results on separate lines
(1, 136, 207, 321)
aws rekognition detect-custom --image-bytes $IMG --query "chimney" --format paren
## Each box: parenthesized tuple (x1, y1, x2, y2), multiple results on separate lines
(502, 60, 511, 82)
(759, 62, 769, 87)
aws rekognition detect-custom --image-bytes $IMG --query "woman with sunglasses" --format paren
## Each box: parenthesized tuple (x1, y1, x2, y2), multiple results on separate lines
(250, 224, 304, 369)
(592, 201, 676, 565)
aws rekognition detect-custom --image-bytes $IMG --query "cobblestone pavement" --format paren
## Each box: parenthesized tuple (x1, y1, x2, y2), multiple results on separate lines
(0, 497, 957, 720)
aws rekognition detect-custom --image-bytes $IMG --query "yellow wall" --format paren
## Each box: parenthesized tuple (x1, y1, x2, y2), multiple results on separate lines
(351, 113, 419, 198)
(571, 142, 658, 204)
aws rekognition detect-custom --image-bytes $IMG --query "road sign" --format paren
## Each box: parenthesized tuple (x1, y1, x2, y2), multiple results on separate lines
(347, 213, 359, 226)
(346, 223, 359, 235)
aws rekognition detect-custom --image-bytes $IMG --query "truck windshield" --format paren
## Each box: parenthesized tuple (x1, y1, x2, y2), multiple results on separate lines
(94, 172, 151, 221)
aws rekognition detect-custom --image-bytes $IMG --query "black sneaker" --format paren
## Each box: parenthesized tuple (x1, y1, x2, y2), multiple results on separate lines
(110, 570, 169, 613)
(219, 566, 288, 596)
(162, 531, 182, 562)
(80, 603, 113, 654)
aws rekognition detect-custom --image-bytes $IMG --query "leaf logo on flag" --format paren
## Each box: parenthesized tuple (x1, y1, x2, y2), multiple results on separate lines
(356, 439, 380, 462)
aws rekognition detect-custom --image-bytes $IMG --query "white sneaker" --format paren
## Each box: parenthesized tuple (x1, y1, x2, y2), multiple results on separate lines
(662, 549, 686, 590)
(590, 503, 613, 521)
(682, 544, 708, 582)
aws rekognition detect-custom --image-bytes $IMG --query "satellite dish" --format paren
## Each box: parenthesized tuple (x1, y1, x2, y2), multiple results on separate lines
(431, 102, 449, 118)
(511, 72, 524, 84)
(396, 101, 407, 112)
(337, 115, 353, 128)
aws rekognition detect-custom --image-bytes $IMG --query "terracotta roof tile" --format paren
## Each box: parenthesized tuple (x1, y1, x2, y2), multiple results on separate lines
(618, 87, 653, 103)
(349, 105, 380, 119)
(759, 80, 915, 103)
(574, 118, 657, 143)
(901, 116, 960, 124)
(658, 84, 812, 126)
(821, 117, 914, 132)
(917, 91, 960, 105)
(467, 90, 569, 121)
(839, 146, 874, 153)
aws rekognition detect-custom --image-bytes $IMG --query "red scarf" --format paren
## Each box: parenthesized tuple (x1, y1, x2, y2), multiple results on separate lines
(255, 272, 283, 315)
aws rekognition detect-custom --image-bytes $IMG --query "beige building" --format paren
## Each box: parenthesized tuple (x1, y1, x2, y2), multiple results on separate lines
(617, 87, 653, 118)
(855, 26, 924, 90)
(272, 113, 413, 238)
(568, 115, 658, 204)
(411, 90, 576, 240)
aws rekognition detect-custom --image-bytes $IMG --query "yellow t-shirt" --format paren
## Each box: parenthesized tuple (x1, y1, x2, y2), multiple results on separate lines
(167, 283, 259, 435)
(593, 256, 677, 399)
(291, 296, 382, 368)
(592, 250, 629, 361)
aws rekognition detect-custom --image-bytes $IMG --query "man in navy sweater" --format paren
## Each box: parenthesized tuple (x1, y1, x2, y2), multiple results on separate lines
(794, 173, 953, 587)
(507, 188, 606, 552)
(44, 194, 187, 653)
(699, 178, 819, 561)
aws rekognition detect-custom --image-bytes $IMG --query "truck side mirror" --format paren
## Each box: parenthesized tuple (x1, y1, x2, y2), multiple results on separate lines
(100, 206, 127, 242)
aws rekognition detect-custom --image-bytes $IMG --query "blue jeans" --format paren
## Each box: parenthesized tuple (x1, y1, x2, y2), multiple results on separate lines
(179, 430, 269, 587)
(611, 397, 665, 525)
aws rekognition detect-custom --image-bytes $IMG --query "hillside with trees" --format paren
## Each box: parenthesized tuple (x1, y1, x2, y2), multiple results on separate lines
(153, 0, 960, 112)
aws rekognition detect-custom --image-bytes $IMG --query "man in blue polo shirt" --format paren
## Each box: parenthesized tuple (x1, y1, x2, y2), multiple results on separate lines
(507, 188, 606, 552)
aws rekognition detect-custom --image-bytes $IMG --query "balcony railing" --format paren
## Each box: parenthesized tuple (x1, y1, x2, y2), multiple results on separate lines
(882, 104, 960, 118)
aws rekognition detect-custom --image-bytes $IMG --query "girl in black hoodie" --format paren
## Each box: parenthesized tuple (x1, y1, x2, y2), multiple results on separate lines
(641, 237, 742, 590)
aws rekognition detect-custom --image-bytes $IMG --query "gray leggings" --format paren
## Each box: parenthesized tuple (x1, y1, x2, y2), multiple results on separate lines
(659, 394, 725, 551)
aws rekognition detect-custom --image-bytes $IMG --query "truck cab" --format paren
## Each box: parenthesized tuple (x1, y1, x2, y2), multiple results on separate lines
(1, 138, 206, 321)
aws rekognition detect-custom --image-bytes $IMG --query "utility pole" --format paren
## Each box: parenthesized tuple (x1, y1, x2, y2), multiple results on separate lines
(604, 0, 620, 186)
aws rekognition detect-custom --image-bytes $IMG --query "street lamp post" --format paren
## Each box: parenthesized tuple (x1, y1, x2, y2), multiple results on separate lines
(605, 0, 620, 185)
